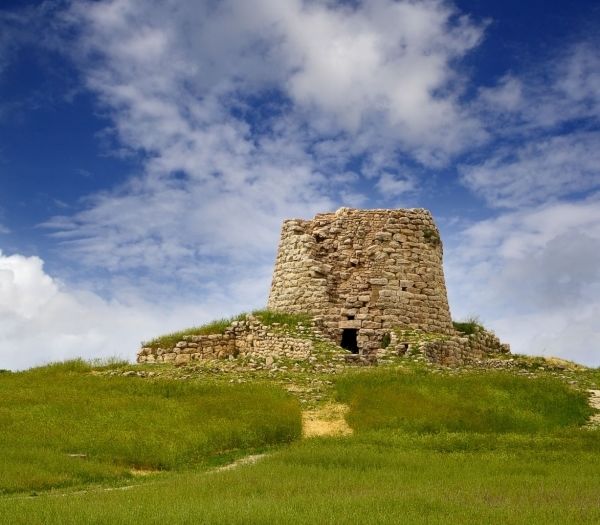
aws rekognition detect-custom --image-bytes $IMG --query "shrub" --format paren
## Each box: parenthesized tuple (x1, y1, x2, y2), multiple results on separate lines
(422, 228, 441, 245)
(453, 316, 484, 335)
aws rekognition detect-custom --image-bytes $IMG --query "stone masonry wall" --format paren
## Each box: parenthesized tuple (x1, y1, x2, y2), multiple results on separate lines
(268, 207, 454, 354)
(386, 328, 511, 367)
(138, 316, 317, 366)
(138, 320, 510, 368)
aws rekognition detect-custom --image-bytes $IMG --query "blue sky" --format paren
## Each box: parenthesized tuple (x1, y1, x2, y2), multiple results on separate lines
(1, 0, 599, 369)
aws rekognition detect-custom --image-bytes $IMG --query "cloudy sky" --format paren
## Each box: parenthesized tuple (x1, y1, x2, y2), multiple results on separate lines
(1, 0, 599, 370)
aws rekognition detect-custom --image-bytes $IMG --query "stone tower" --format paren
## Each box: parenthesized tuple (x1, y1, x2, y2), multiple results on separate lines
(138, 205, 509, 367)
(268, 207, 454, 354)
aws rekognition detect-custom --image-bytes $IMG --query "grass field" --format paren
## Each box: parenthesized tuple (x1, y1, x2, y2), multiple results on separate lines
(2, 430, 600, 525)
(336, 368, 593, 433)
(0, 360, 301, 494)
(1, 360, 599, 524)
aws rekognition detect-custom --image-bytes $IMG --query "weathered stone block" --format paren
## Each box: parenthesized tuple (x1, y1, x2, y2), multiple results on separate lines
(339, 320, 362, 329)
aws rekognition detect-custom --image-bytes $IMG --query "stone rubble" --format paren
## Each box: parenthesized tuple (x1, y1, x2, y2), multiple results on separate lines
(382, 327, 510, 366)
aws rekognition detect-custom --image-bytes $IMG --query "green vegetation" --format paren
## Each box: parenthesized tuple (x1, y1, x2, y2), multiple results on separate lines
(380, 332, 391, 348)
(3, 429, 600, 524)
(0, 360, 301, 495)
(453, 316, 484, 335)
(337, 369, 592, 433)
(251, 309, 312, 328)
(423, 227, 441, 245)
(1, 359, 600, 524)
(142, 310, 312, 350)
(141, 315, 246, 349)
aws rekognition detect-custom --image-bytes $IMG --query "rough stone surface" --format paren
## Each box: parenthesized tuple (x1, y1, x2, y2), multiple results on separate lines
(268, 207, 454, 353)
(138, 315, 322, 365)
(382, 327, 510, 366)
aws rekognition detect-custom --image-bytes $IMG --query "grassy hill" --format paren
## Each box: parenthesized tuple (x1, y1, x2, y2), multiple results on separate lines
(0, 354, 599, 524)
(0, 360, 300, 495)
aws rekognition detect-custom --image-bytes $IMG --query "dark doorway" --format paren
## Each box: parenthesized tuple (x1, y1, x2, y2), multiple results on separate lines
(341, 329, 359, 354)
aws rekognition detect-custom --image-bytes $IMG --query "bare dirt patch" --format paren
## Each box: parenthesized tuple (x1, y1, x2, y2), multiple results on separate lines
(212, 454, 268, 473)
(302, 403, 353, 438)
(130, 468, 160, 477)
(587, 390, 600, 427)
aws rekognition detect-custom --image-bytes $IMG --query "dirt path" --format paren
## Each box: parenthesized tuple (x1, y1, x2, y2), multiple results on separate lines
(4, 454, 271, 501)
(588, 390, 600, 427)
(302, 403, 353, 438)
(211, 454, 268, 473)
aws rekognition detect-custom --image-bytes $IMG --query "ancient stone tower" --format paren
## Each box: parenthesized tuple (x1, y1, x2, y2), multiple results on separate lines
(138, 206, 509, 366)
(268, 207, 454, 354)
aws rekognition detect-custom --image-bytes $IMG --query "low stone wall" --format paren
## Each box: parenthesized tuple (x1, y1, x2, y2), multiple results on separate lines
(386, 328, 510, 366)
(138, 316, 318, 366)
(138, 314, 510, 368)
(467, 329, 510, 357)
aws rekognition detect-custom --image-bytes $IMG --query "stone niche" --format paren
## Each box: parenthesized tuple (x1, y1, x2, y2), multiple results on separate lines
(267, 207, 455, 355)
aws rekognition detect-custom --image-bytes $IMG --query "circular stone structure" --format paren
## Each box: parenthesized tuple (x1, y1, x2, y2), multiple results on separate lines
(267, 207, 454, 354)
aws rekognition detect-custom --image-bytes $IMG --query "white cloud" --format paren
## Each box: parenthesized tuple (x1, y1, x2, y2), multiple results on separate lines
(38, 0, 488, 289)
(477, 75, 523, 112)
(0, 224, 9, 234)
(462, 40, 600, 209)
(445, 198, 600, 366)
(476, 42, 600, 132)
(0, 250, 267, 371)
(491, 306, 600, 367)
(277, 0, 486, 153)
(376, 172, 415, 198)
(460, 131, 600, 208)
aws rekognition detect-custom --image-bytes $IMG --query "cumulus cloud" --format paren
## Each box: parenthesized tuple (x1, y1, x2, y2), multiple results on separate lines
(276, 0, 486, 154)
(462, 41, 600, 209)
(476, 42, 600, 132)
(445, 198, 600, 366)
(460, 131, 600, 208)
(0, 250, 268, 370)
(37, 0, 488, 292)
(62, 0, 486, 157)
(376, 172, 415, 198)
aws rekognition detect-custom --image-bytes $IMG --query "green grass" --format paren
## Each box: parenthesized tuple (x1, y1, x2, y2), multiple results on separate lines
(3, 430, 600, 524)
(141, 315, 247, 349)
(250, 309, 312, 328)
(0, 360, 301, 494)
(142, 310, 312, 350)
(452, 317, 484, 335)
(336, 368, 592, 433)
(0, 364, 600, 525)
(1, 364, 599, 524)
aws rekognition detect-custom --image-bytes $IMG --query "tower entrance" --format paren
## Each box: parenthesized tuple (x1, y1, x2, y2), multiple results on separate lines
(341, 329, 359, 354)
